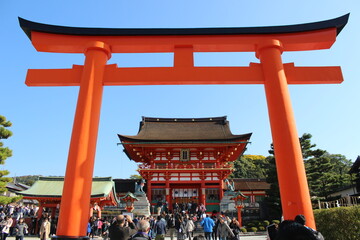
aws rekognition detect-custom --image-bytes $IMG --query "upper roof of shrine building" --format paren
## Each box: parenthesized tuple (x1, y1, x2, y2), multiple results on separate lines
(118, 116, 252, 143)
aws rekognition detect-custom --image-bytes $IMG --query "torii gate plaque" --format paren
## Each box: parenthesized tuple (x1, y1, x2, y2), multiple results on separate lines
(19, 14, 348, 239)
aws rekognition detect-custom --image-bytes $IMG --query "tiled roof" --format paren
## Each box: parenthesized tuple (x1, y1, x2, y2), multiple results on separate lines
(18, 177, 117, 199)
(119, 116, 251, 142)
(227, 178, 270, 191)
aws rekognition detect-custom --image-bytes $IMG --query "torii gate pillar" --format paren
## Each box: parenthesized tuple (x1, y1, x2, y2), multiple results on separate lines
(56, 42, 110, 238)
(258, 40, 314, 222)
(19, 14, 349, 239)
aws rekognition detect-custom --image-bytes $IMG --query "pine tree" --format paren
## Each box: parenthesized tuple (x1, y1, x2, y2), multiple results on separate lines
(0, 115, 20, 204)
(305, 152, 352, 199)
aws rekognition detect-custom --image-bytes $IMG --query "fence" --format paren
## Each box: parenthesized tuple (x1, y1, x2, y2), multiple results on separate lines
(317, 195, 360, 209)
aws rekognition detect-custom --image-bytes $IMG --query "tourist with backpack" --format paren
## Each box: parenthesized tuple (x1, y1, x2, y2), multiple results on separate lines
(167, 213, 176, 240)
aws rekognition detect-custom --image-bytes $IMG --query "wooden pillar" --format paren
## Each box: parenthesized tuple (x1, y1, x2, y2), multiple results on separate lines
(219, 180, 224, 200)
(56, 41, 111, 238)
(147, 180, 152, 203)
(51, 207, 56, 219)
(37, 203, 43, 219)
(165, 182, 171, 209)
(257, 39, 315, 229)
(236, 206, 243, 227)
(200, 182, 206, 207)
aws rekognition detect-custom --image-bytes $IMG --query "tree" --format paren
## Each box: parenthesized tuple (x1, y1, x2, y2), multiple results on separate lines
(129, 174, 142, 179)
(265, 132, 353, 218)
(264, 144, 282, 219)
(0, 115, 20, 204)
(0, 115, 12, 164)
(14, 175, 41, 186)
(305, 152, 352, 199)
(230, 155, 268, 179)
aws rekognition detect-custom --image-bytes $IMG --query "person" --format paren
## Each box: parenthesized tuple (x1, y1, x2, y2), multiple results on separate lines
(14, 218, 29, 240)
(87, 219, 92, 237)
(0, 215, 13, 240)
(266, 222, 278, 240)
(130, 220, 151, 240)
(201, 214, 215, 240)
(185, 215, 195, 240)
(211, 215, 218, 240)
(216, 217, 234, 240)
(154, 215, 167, 240)
(108, 214, 136, 240)
(39, 217, 51, 240)
(97, 218, 103, 236)
(175, 214, 187, 240)
(275, 220, 319, 240)
(102, 220, 111, 240)
(166, 213, 176, 240)
(294, 215, 324, 240)
(89, 216, 98, 238)
(228, 218, 240, 240)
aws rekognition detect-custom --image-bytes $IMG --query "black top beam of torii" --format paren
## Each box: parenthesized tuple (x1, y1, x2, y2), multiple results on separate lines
(19, 14, 349, 40)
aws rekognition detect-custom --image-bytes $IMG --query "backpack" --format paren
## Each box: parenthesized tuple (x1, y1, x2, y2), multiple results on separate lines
(310, 229, 324, 240)
(167, 217, 175, 228)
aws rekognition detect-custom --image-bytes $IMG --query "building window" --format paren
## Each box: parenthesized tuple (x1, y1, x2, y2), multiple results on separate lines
(205, 188, 219, 201)
(180, 149, 190, 161)
(152, 189, 166, 203)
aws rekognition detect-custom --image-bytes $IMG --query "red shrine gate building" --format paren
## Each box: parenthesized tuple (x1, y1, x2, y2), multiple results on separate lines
(118, 116, 253, 213)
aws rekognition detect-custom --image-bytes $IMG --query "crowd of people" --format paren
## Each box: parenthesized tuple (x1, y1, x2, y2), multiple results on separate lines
(0, 204, 39, 220)
(0, 204, 55, 240)
(0, 203, 325, 240)
(92, 211, 325, 240)
(92, 209, 243, 240)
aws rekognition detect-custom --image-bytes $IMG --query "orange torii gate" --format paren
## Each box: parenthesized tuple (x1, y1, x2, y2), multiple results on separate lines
(19, 14, 348, 240)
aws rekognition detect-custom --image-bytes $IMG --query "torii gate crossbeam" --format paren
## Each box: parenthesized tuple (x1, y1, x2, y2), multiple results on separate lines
(19, 14, 349, 240)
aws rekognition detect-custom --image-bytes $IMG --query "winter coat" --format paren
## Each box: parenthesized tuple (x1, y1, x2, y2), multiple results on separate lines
(185, 220, 195, 232)
(40, 220, 51, 240)
(15, 223, 28, 236)
(201, 217, 215, 233)
(216, 222, 234, 238)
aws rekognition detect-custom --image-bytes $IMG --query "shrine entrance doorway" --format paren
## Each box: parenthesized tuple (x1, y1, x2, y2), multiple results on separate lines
(171, 183, 201, 211)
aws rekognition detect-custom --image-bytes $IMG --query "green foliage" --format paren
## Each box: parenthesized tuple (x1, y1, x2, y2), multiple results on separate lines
(240, 227, 247, 233)
(264, 133, 353, 219)
(305, 156, 352, 199)
(0, 115, 18, 204)
(247, 222, 255, 227)
(230, 155, 269, 179)
(262, 220, 270, 226)
(0, 195, 22, 205)
(14, 175, 41, 186)
(129, 174, 142, 179)
(314, 206, 360, 240)
(247, 227, 258, 232)
(264, 153, 282, 219)
(0, 116, 13, 164)
(0, 170, 12, 194)
(258, 226, 265, 231)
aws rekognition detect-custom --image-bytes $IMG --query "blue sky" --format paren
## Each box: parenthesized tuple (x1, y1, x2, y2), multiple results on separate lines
(1, 1, 359, 178)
